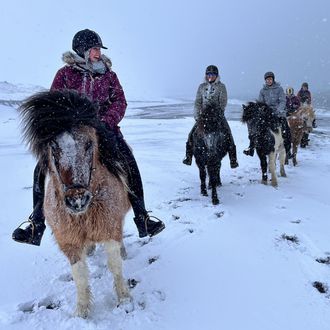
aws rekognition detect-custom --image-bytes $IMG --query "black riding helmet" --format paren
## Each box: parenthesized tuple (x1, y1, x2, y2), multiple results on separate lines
(205, 65, 219, 76)
(72, 29, 108, 58)
(264, 71, 275, 80)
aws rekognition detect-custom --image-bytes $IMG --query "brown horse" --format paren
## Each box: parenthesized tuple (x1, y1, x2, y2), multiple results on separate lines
(287, 104, 315, 166)
(20, 90, 132, 318)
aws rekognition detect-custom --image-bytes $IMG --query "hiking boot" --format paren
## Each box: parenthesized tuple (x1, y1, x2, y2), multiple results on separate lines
(134, 214, 165, 238)
(230, 160, 239, 168)
(182, 155, 192, 166)
(12, 219, 46, 246)
(243, 147, 254, 156)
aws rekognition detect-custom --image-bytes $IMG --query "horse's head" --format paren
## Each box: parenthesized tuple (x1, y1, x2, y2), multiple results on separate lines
(242, 102, 276, 135)
(197, 103, 221, 134)
(50, 126, 96, 214)
(300, 104, 315, 133)
(20, 90, 100, 214)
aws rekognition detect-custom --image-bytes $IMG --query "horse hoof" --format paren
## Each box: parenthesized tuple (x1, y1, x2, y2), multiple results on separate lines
(212, 198, 220, 205)
(201, 190, 208, 196)
(261, 180, 267, 185)
(271, 182, 278, 188)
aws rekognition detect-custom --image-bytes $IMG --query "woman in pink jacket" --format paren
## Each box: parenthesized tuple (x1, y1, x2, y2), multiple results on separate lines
(12, 29, 165, 246)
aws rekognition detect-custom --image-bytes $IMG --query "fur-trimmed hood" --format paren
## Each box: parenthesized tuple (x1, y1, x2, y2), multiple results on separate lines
(61, 51, 112, 71)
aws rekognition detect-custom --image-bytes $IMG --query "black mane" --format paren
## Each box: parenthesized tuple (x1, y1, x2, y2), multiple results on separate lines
(20, 90, 125, 179)
(20, 89, 99, 158)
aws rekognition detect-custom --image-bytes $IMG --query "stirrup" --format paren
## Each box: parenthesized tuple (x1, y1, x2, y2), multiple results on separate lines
(12, 216, 45, 246)
(145, 212, 165, 237)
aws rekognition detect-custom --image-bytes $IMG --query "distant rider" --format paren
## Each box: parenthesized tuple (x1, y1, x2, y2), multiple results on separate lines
(182, 65, 239, 169)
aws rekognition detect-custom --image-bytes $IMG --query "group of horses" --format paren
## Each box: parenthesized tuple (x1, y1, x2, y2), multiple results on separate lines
(18, 90, 315, 317)
(192, 100, 315, 203)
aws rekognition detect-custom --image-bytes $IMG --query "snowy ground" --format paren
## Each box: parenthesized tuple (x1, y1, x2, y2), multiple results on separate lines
(0, 92, 330, 330)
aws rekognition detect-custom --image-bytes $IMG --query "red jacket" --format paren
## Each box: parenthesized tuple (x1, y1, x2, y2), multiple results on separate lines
(51, 52, 127, 133)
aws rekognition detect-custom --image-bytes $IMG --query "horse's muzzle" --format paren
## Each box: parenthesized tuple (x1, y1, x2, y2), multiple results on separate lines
(65, 188, 93, 214)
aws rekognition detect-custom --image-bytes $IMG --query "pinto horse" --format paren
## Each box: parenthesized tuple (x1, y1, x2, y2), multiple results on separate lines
(192, 104, 228, 204)
(242, 102, 286, 186)
(20, 90, 131, 318)
(287, 103, 315, 166)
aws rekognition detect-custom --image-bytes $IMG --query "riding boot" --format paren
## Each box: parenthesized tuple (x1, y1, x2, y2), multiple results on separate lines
(300, 133, 309, 148)
(183, 125, 196, 166)
(182, 141, 193, 165)
(133, 212, 166, 238)
(228, 145, 239, 168)
(12, 163, 46, 246)
(109, 133, 165, 238)
(243, 136, 255, 157)
(281, 117, 292, 157)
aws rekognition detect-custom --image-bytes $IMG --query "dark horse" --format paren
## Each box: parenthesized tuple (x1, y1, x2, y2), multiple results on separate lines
(192, 104, 228, 205)
(242, 101, 286, 187)
(20, 90, 132, 317)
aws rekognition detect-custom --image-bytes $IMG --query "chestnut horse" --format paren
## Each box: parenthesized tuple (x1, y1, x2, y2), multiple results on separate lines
(287, 104, 315, 166)
(20, 90, 131, 318)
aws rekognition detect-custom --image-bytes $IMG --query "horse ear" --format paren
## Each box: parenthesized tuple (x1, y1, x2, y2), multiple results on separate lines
(242, 104, 246, 109)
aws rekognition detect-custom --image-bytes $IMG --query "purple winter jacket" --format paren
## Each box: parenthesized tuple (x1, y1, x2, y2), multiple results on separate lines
(51, 52, 127, 133)
(285, 95, 301, 116)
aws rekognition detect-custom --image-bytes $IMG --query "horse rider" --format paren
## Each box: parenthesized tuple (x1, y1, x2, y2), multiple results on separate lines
(297, 82, 312, 105)
(297, 82, 315, 147)
(12, 29, 165, 246)
(243, 71, 292, 158)
(285, 87, 301, 117)
(182, 65, 239, 169)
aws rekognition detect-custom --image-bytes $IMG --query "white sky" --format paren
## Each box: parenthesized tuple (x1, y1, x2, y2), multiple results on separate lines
(1, 0, 330, 99)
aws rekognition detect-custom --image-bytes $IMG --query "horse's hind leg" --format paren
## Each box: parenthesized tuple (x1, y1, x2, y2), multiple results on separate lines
(70, 252, 92, 318)
(104, 240, 131, 306)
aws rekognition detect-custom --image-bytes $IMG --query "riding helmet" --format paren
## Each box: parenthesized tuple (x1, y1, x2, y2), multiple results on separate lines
(302, 82, 309, 88)
(286, 87, 294, 95)
(72, 29, 108, 57)
(205, 65, 219, 76)
(264, 71, 275, 80)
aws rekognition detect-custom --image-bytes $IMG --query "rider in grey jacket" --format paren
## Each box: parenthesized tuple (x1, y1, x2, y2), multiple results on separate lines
(243, 71, 292, 157)
(183, 65, 239, 169)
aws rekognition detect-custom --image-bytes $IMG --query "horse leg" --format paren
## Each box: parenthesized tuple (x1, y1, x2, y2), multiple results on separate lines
(258, 152, 268, 184)
(208, 165, 219, 205)
(292, 142, 298, 167)
(199, 165, 208, 196)
(208, 162, 222, 189)
(104, 240, 132, 307)
(279, 147, 287, 177)
(268, 152, 278, 187)
(69, 252, 92, 318)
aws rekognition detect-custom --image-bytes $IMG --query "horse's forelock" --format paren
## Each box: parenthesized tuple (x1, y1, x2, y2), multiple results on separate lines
(20, 90, 98, 159)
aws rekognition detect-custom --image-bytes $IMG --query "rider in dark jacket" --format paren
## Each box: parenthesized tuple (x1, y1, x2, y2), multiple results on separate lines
(297, 82, 315, 147)
(12, 29, 165, 246)
(285, 87, 301, 116)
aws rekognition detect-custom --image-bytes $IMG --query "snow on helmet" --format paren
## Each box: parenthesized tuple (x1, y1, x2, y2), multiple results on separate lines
(264, 71, 275, 80)
(286, 87, 294, 95)
(205, 65, 219, 76)
(72, 29, 107, 57)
